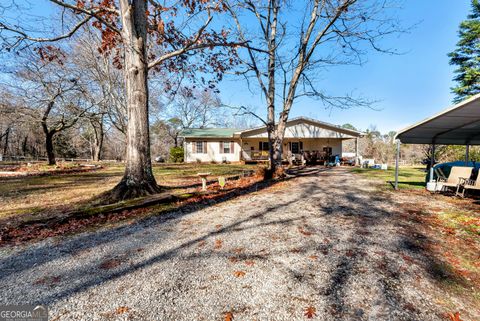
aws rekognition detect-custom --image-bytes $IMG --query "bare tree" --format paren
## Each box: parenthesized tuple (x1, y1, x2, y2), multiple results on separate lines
(226, 0, 402, 174)
(0, 0, 243, 200)
(12, 53, 90, 165)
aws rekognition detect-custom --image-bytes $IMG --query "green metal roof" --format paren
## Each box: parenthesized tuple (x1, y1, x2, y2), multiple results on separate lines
(179, 128, 240, 138)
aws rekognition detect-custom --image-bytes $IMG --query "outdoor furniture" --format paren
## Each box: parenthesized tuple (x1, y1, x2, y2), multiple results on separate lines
(436, 166, 473, 193)
(197, 172, 211, 191)
(456, 175, 480, 197)
(434, 167, 447, 181)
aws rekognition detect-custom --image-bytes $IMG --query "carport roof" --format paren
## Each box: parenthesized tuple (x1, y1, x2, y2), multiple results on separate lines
(396, 94, 480, 145)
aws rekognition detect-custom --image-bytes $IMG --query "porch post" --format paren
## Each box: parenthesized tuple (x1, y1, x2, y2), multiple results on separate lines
(465, 144, 470, 165)
(429, 144, 435, 183)
(394, 139, 400, 190)
(355, 137, 359, 166)
(239, 136, 243, 161)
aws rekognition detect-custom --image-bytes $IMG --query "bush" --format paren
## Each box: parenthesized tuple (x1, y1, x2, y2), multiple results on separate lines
(169, 147, 184, 163)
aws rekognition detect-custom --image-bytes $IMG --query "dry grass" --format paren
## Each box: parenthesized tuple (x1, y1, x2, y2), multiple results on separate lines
(0, 163, 259, 221)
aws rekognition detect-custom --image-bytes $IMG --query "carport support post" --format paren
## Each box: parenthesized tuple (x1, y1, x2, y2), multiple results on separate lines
(355, 137, 359, 166)
(465, 144, 470, 165)
(394, 140, 400, 190)
(430, 144, 435, 183)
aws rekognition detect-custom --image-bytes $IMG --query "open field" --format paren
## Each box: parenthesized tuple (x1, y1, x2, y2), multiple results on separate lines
(0, 162, 259, 221)
(351, 166, 427, 190)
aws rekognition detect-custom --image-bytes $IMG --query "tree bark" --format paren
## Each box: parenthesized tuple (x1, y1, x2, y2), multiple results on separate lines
(266, 0, 279, 177)
(45, 132, 56, 165)
(3, 127, 10, 157)
(22, 136, 28, 156)
(90, 116, 104, 161)
(108, 0, 160, 201)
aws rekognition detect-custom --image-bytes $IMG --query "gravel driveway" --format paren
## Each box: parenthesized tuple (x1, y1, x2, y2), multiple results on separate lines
(0, 167, 476, 320)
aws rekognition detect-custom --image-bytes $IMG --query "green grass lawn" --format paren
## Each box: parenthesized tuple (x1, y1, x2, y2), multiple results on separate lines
(350, 166, 427, 190)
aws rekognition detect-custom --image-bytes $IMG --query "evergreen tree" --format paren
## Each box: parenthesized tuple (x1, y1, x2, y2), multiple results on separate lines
(449, 0, 480, 103)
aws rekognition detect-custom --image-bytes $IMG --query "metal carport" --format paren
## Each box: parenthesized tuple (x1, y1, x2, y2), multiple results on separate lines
(394, 94, 480, 189)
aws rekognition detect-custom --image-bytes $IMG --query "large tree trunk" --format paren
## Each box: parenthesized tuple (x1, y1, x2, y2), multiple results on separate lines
(109, 0, 160, 200)
(266, 0, 279, 177)
(45, 132, 56, 165)
(22, 136, 28, 156)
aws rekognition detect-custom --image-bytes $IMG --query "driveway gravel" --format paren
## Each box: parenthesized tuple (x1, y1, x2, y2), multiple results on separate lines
(0, 167, 477, 320)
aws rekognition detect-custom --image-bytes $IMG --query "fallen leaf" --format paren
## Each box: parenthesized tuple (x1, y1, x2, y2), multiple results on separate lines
(308, 255, 318, 260)
(298, 227, 312, 236)
(34, 275, 61, 286)
(229, 256, 239, 263)
(214, 239, 223, 249)
(446, 312, 462, 321)
(215, 224, 223, 229)
(233, 271, 246, 277)
(225, 311, 234, 321)
(244, 260, 255, 266)
(115, 306, 129, 315)
(99, 258, 122, 270)
(304, 306, 316, 318)
(197, 240, 207, 248)
(345, 250, 355, 257)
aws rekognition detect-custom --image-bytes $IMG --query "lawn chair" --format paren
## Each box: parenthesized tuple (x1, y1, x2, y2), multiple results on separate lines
(436, 166, 473, 193)
(434, 167, 447, 181)
(456, 175, 480, 198)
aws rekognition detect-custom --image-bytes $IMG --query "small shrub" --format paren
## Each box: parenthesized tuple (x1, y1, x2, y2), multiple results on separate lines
(169, 147, 184, 163)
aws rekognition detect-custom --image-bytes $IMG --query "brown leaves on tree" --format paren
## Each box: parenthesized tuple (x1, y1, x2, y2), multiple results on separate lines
(34, 46, 65, 65)
(304, 306, 316, 318)
(157, 19, 165, 35)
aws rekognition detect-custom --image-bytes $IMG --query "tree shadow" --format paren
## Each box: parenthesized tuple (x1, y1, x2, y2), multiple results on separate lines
(0, 167, 475, 319)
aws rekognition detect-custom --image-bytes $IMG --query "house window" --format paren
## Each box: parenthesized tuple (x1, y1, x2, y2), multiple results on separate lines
(193, 141, 207, 154)
(221, 141, 234, 154)
(291, 142, 299, 154)
(259, 141, 269, 151)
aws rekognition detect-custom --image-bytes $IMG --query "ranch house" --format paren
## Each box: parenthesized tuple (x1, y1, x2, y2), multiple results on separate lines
(179, 117, 362, 164)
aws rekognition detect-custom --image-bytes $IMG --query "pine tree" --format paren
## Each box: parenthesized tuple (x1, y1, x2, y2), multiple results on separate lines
(448, 0, 480, 103)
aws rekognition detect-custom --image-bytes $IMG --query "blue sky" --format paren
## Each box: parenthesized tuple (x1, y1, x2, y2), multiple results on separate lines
(3, 1, 472, 133)
(219, 1, 472, 133)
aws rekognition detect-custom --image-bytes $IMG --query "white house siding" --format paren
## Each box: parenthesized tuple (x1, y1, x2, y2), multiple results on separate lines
(241, 138, 343, 160)
(184, 139, 241, 163)
(243, 122, 356, 139)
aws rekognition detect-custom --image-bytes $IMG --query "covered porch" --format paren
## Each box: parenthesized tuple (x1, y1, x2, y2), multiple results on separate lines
(237, 117, 362, 165)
